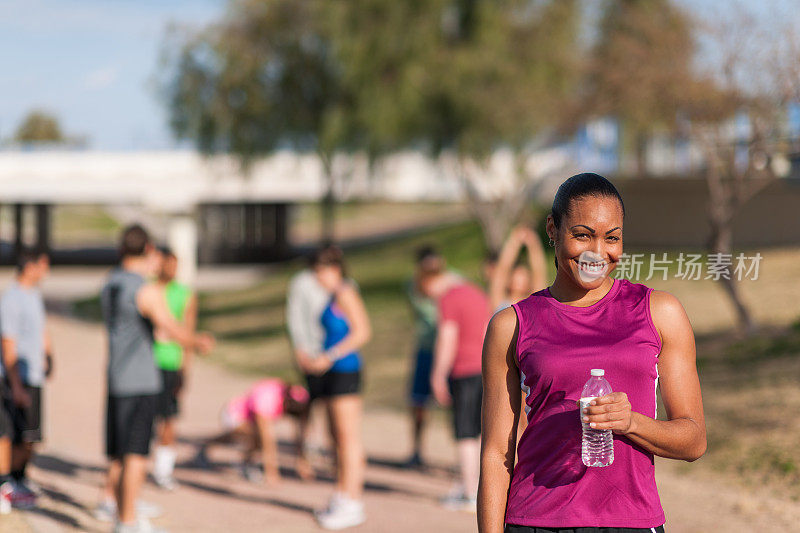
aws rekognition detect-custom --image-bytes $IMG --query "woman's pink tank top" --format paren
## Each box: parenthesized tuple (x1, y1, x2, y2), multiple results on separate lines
(506, 278, 665, 528)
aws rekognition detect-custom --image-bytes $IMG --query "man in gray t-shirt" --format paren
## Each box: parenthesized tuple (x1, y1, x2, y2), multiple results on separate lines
(97, 225, 214, 532)
(0, 248, 52, 502)
(0, 281, 47, 387)
(101, 268, 160, 397)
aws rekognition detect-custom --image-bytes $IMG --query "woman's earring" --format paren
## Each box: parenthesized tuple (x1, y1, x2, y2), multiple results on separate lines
(548, 238, 555, 247)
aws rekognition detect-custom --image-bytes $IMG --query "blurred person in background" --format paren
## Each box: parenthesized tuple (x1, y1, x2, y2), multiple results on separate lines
(194, 378, 312, 484)
(97, 225, 213, 533)
(0, 248, 52, 509)
(296, 246, 371, 530)
(402, 245, 447, 469)
(150, 248, 198, 491)
(420, 261, 491, 513)
(286, 248, 331, 460)
(489, 226, 547, 313)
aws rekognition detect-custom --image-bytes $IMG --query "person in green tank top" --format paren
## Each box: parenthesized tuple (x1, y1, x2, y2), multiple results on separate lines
(151, 248, 198, 491)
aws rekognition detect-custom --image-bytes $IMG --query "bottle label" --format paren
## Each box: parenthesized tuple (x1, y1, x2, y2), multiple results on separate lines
(579, 396, 596, 418)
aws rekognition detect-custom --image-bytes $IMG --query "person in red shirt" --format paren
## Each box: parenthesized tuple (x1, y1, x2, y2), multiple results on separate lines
(420, 263, 491, 512)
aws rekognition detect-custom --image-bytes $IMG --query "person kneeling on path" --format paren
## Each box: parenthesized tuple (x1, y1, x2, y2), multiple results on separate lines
(194, 378, 312, 485)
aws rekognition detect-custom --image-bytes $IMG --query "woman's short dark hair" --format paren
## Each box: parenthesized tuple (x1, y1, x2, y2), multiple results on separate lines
(309, 245, 346, 276)
(551, 173, 625, 269)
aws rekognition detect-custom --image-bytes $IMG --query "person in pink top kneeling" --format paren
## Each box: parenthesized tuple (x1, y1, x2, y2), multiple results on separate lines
(195, 379, 312, 485)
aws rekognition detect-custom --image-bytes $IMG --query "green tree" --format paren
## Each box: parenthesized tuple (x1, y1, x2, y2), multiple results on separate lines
(162, 0, 355, 244)
(14, 111, 65, 143)
(163, 0, 582, 250)
(329, 0, 582, 251)
(587, 0, 695, 176)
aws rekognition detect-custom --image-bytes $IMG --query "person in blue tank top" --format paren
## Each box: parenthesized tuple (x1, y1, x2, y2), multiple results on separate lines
(295, 246, 371, 531)
(320, 299, 361, 373)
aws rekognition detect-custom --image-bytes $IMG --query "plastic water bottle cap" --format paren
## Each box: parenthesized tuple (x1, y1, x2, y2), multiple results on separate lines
(590, 369, 605, 377)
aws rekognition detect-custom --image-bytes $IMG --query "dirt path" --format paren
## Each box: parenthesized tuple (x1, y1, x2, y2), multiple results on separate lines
(12, 315, 800, 532)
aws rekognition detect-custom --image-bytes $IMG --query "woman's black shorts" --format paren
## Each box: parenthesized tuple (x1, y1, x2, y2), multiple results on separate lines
(305, 371, 361, 400)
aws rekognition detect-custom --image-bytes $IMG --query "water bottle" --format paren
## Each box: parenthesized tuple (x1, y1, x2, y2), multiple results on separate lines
(580, 369, 614, 467)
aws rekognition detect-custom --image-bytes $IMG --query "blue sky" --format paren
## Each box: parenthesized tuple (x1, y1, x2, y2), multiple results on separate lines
(0, 0, 790, 151)
(1, 0, 224, 150)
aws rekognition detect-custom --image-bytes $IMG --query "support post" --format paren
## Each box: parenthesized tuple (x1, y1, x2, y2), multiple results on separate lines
(167, 214, 198, 286)
(35, 204, 50, 254)
(13, 203, 24, 261)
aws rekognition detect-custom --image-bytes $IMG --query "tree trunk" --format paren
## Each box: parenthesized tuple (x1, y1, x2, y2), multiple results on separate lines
(457, 161, 513, 253)
(709, 220, 756, 335)
(705, 161, 757, 336)
(457, 154, 548, 254)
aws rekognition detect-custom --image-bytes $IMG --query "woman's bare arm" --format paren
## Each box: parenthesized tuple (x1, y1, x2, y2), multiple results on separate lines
(522, 229, 547, 293)
(583, 290, 706, 461)
(490, 230, 525, 310)
(255, 415, 281, 484)
(478, 307, 521, 533)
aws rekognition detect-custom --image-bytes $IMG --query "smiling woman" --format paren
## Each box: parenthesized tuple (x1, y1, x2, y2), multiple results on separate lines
(478, 173, 706, 533)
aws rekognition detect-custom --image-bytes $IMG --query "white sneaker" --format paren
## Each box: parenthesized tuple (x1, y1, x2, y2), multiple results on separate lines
(94, 499, 164, 522)
(0, 481, 12, 515)
(316, 496, 365, 530)
(153, 474, 179, 491)
(314, 492, 344, 517)
(113, 517, 167, 533)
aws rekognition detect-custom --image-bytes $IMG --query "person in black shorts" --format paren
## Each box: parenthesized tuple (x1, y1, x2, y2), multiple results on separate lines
(403, 246, 445, 468)
(419, 261, 492, 512)
(294, 247, 371, 530)
(151, 249, 198, 491)
(0, 249, 52, 508)
(99, 225, 213, 533)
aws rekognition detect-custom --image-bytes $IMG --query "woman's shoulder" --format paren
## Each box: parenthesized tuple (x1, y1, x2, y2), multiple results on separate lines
(336, 280, 360, 296)
(487, 306, 518, 340)
(648, 289, 687, 322)
(511, 286, 549, 312)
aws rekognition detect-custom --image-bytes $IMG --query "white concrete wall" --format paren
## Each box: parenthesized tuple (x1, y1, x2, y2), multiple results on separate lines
(0, 148, 572, 207)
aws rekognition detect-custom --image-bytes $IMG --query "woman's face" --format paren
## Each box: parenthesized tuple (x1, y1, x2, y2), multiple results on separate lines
(546, 195, 623, 290)
(314, 264, 343, 292)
